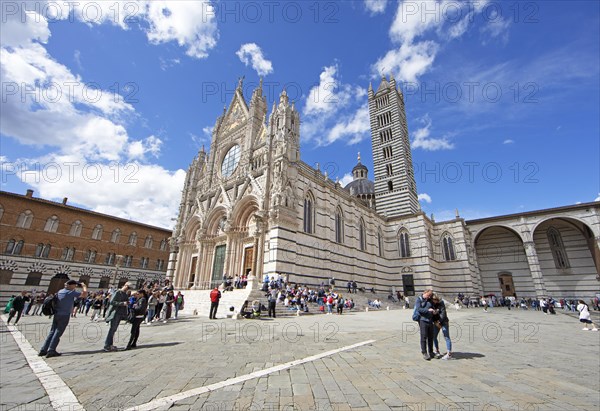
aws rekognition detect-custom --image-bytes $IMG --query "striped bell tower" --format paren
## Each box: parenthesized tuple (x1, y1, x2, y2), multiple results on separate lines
(368, 75, 420, 218)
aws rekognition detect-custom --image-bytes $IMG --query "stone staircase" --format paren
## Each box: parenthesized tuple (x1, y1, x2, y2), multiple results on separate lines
(242, 286, 408, 318)
(178, 287, 253, 319)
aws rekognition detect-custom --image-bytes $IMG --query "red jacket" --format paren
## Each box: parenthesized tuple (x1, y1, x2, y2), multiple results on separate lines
(210, 289, 221, 303)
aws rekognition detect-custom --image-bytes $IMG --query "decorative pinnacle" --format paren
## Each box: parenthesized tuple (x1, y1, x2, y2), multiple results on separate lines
(357, 152, 361, 162)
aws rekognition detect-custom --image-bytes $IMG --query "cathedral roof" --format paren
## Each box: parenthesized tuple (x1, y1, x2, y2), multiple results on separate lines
(345, 178, 375, 196)
(376, 75, 390, 93)
(352, 161, 368, 173)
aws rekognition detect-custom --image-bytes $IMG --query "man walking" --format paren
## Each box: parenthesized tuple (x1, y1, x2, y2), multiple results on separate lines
(7, 291, 30, 325)
(209, 287, 221, 319)
(104, 282, 131, 352)
(39, 280, 87, 358)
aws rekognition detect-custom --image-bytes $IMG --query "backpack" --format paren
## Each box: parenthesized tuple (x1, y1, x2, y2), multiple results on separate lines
(412, 297, 422, 322)
(41, 294, 59, 316)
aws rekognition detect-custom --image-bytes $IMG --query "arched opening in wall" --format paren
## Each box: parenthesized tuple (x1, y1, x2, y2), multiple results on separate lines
(118, 277, 129, 288)
(232, 196, 259, 278)
(532, 217, 600, 295)
(136, 278, 145, 289)
(474, 226, 531, 298)
(47, 273, 70, 295)
(498, 272, 515, 297)
(79, 275, 91, 287)
(0, 269, 13, 285)
(25, 271, 43, 286)
(98, 276, 110, 290)
(205, 207, 228, 236)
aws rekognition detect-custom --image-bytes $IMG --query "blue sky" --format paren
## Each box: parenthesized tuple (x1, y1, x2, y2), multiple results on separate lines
(1, 0, 598, 228)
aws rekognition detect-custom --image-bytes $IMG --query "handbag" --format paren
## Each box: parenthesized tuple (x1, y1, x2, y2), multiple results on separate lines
(126, 309, 135, 323)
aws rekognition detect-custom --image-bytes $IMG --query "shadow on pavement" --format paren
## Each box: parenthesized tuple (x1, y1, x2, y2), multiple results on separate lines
(61, 342, 182, 356)
(448, 352, 485, 360)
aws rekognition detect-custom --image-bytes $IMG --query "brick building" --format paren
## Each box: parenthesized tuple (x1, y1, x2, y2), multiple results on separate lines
(0, 190, 171, 304)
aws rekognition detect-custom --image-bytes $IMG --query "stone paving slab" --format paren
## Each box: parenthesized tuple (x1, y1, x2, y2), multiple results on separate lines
(1, 308, 599, 410)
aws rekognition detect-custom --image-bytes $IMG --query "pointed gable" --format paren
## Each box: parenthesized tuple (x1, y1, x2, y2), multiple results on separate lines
(221, 89, 250, 134)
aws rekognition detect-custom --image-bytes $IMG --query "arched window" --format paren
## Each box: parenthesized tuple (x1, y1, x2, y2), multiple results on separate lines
(128, 232, 138, 246)
(335, 207, 344, 244)
(85, 249, 97, 263)
(359, 218, 366, 251)
(125, 255, 133, 267)
(0, 205, 4, 221)
(144, 235, 153, 248)
(5, 239, 23, 255)
(442, 234, 456, 261)
(388, 181, 394, 191)
(105, 253, 116, 265)
(62, 247, 76, 261)
(35, 243, 51, 258)
(303, 192, 315, 234)
(160, 239, 168, 251)
(547, 227, 569, 269)
(16, 210, 34, 228)
(44, 215, 59, 232)
(377, 228, 384, 257)
(399, 230, 411, 258)
(70, 220, 82, 236)
(111, 229, 121, 243)
(92, 225, 103, 240)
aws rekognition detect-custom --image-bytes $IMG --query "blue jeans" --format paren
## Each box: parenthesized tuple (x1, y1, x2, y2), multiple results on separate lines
(146, 308, 155, 323)
(174, 303, 181, 319)
(41, 315, 70, 353)
(434, 322, 452, 352)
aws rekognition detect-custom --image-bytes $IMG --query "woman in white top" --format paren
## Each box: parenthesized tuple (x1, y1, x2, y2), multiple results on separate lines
(577, 300, 598, 331)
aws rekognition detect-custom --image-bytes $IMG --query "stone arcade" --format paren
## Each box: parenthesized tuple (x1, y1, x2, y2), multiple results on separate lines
(170, 77, 600, 302)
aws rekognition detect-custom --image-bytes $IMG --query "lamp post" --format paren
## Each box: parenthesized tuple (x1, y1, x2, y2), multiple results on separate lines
(112, 255, 124, 289)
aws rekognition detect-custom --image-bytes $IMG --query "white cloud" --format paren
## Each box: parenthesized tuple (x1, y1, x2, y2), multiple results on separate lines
(128, 136, 163, 160)
(418, 193, 432, 203)
(305, 64, 354, 117)
(340, 173, 354, 187)
(373, 1, 498, 82)
(595, 194, 600, 202)
(0, 2, 194, 227)
(503, 139, 514, 144)
(481, 15, 511, 43)
(137, 1, 218, 59)
(16, 155, 186, 229)
(372, 41, 438, 83)
(364, 0, 388, 15)
(302, 65, 367, 146)
(236, 43, 273, 76)
(411, 115, 454, 151)
(326, 106, 370, 145)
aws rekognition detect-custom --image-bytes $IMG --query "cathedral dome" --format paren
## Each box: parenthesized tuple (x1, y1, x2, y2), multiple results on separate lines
(345, 178, 374, 196)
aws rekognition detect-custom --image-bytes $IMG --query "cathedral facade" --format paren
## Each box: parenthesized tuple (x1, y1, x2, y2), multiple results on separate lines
(170, 77, 600, 300)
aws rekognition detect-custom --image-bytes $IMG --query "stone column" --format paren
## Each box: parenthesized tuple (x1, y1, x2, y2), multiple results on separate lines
(523, 241, 547, 298)
(166, 236, 179, 284)
(194, 242, 205, 289)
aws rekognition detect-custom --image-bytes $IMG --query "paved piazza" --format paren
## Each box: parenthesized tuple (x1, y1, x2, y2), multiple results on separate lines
(1, 307, 599, 411)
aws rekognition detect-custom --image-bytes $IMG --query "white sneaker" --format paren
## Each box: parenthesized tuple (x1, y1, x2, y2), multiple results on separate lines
(582, 328, 590, 331)
(592, 328, 599, 332)
(163, 320, 167, 323)
(441, 353, 451, 360)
